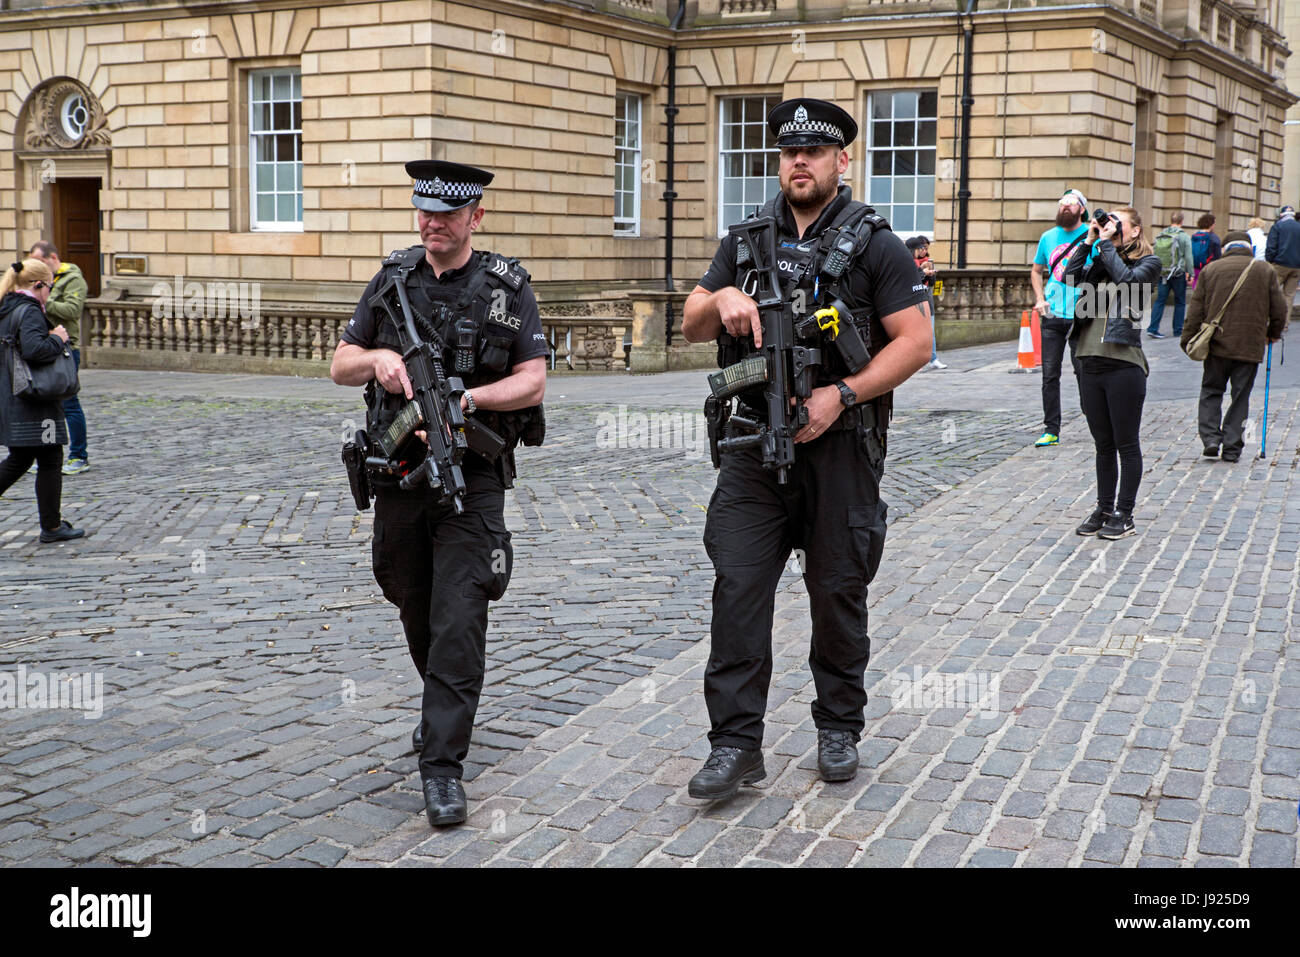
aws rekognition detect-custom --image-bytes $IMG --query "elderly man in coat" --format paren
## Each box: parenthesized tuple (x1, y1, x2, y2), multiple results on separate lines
(1181, 230, 1289, 462)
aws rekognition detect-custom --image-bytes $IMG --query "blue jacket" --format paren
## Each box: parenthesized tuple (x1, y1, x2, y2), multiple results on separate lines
(1265, 216, 1300, 268)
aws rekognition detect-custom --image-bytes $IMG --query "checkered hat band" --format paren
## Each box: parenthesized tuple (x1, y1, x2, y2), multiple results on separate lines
(778, 120, 843, 141)
(414, 178, 483, 199)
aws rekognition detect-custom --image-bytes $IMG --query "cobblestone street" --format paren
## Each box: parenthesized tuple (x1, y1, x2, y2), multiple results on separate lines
(1, 338, 1297, 868)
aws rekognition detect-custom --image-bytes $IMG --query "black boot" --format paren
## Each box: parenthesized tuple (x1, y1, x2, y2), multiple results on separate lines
(1097, 510, 1136, 540)
(423, 776, 467, 827)
(1075, 508, 1111, 536)
(40, 520, 85, 544)
(411, 720, 424, 755)
(817, 729, 860, 782)
(687, 746, 764, 801)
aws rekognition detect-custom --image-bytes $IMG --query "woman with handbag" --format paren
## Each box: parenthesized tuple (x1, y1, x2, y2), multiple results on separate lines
(0, 259, 85, 542)
(1063, 207, 1161, 540)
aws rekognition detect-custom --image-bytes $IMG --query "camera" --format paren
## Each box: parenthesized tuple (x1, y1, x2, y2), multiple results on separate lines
(1093, 208, 1123, 240)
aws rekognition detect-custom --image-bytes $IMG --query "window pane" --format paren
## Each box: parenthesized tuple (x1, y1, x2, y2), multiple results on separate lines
(895, 121, 915, 147)
(277, 133, 298, 161)
(895, 151, 916, 175)
(274, 73, 289, 100)
(277, 163, 294, 191)
(257, 193, 274, 223)
(919, 91, 938, 118)
(916, 206, 934, 232)
(291, 102, 301, 130)
(252, 103, 268, 132)
(918, 150, 936, 176)
(273, 101, 291, 131)
(893, 205, 915, 230)
(871, 152, 891, 176)
(870, 177, 891, 203)
(277, 193, 294, 221)
(256, 164, 273, 192)
(874, 204, 891, 221)
(872, 121, 891, 147)
(871, 96, 890, 120)
(254, 135, 274, 164)
(895, 178, 915, 203)
(918, 120, 936, 147)
(894, 92, 918, 119)
(918, 177, 935, 204)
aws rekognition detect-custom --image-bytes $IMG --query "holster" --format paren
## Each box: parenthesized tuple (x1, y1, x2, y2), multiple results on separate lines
(342, 430, 373, 511)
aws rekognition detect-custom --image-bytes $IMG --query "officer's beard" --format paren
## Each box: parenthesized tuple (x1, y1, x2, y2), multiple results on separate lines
(785, 172, 839, 212)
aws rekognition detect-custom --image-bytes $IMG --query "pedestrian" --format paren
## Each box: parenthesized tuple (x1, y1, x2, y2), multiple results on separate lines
(1190, 213, 1222, 288)
(1030, 188, 1091, 447)
(1180, 230, 1287, 462)
(1247, 217, 1268, 259)
(27, 242, 89, 474)
(1063, 206, 1160, 540)
(330, 160, 548, 828)
(906, 234, 946, 369)
(681, 98, 931, 799)
(1146, 211, 1194, 339)
(1264, 204, 1300, 324)
(0, 259, 85, 542)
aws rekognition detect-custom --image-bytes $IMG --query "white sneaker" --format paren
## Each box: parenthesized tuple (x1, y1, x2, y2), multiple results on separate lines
(928, 359, 948, 370)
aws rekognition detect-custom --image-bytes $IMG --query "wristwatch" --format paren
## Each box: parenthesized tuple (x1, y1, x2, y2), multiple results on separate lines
(464, 391, 477, 415)
(835, 381, 857, 407)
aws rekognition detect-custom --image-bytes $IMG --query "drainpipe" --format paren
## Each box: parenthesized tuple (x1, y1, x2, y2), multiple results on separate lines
(663, 0, 685, 346)
(956, 0, 978, 269)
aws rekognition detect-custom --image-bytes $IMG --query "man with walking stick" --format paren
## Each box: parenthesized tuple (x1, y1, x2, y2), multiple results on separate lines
(1180, 230, 1288, 462)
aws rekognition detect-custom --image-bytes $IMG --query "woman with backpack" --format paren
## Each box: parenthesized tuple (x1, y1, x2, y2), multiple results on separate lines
(0, 259, 85, 543)
(1064, 207, 1161, 540)
(1191, 212, 1222, 289)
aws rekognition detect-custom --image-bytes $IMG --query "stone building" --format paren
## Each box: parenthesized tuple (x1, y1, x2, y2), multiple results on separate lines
(1, 0, 1293, 373)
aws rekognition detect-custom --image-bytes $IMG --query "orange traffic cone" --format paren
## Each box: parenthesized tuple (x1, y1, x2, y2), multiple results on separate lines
(1013, 310, 1041, 372)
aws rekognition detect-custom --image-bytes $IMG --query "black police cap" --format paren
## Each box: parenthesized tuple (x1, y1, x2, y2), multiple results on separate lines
(767, 98, 857, 148)
(405, 159, 494, 213)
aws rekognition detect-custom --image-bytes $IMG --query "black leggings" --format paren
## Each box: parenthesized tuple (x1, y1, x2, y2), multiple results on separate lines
(1078, 365, 1146, 514)
(0, 445, 64, 530)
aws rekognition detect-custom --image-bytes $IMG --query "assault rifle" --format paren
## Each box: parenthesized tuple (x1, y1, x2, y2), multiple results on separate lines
(704, 215, 871, 484)
(348, 276, 505, 515)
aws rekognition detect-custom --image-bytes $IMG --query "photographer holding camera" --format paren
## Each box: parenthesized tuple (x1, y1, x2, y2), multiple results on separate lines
(1063, 206, 1161, 540)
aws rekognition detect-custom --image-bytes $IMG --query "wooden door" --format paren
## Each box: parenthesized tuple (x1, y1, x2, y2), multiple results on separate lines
(51, 178, 100, 296)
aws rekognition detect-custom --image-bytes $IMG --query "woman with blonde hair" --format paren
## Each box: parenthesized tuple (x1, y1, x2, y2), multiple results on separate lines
(1247, 217, 1267, 259)
(1063, 206, 1161, 540)
(0, 258, 85, 542)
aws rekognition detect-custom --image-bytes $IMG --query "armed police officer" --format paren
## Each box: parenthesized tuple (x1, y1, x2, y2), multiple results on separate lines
(682, 99, 932, 800)
(331, 161, 547, 828)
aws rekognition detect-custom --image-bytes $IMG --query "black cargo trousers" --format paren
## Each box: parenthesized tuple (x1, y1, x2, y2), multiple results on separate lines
(371, 457, 513, 780)
(702, 416, 888, 750)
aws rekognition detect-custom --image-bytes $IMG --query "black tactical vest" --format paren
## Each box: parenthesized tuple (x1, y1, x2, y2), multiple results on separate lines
(364, 246, 544, 464)
(722, 194, 894, 426)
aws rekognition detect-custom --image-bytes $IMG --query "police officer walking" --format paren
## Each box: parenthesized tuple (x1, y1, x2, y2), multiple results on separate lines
(681, 99, 932, 798)
(330, 160, 548, 827)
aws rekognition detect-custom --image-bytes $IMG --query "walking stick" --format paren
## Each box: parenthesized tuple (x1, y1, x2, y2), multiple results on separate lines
(1259, 342, 1272, 459)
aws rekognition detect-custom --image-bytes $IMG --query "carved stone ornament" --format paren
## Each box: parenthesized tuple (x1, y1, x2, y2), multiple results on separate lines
(23, 79, 110, 150)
